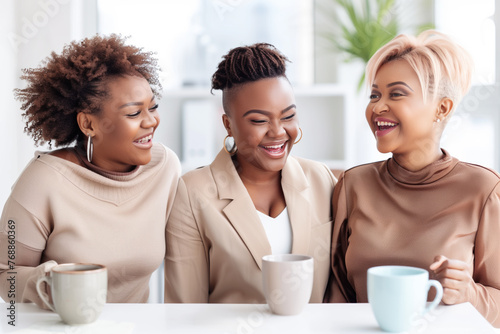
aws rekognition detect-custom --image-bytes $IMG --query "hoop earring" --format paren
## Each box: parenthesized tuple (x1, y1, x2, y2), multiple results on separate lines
(87, 134, 94, 163)
(293, 128, 303, 145)
(223, 135, 237, 156)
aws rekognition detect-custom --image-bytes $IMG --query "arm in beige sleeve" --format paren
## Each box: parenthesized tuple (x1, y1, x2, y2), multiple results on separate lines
(164, 179, 209, 303)
(330, 173, 354, 303)
(0, 197, 57, 307)
(470, 181, 500, 327)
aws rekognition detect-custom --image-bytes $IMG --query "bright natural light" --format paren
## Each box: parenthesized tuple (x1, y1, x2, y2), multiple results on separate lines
(97, 0, 314, 88)
(435, 0, 495, 85)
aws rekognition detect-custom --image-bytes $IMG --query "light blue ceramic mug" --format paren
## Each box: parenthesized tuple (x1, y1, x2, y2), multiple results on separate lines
(367, 265, 443, 333)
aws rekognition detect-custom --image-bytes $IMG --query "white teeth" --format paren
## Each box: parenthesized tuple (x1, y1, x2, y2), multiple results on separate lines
(264, 144, 284, 149)
(377, 121, 397, 127)
(136, 135, 152, 144)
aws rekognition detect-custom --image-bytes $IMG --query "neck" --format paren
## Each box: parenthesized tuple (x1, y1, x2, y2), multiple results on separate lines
(392, 148, 444, 172)
(234, 158, 281, 186)
(74, 146, 136, 174)
(239, 172, 281, 186)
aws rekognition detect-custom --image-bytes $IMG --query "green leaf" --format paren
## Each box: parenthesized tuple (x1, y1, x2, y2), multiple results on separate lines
(323, 0, 430, 91)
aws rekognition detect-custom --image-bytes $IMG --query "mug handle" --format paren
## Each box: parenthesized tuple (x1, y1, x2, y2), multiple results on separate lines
(35, 275, 56, 312)
(423, 279, 443, 315)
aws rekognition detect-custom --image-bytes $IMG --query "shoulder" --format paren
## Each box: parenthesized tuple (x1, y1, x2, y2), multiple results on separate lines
(181, 164, 214, 186)
(453, 161, 500, 191)
(334, 161, 385, 192)
(18, 151, 70, 180)
(455, 161, 500, 180)
(343, 160, 385, 177)
(180, 150, 232, 186)
(288, 156, 337, 186)
(9, 153, 65, 203)
(47, 148, 83, 166)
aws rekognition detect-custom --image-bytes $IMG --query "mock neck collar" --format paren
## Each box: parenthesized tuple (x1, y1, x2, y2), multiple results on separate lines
(74, 146, 141, 180)
(387, 149, 458, 185)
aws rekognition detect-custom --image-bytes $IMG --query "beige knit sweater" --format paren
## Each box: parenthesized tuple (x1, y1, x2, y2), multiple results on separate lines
(0, 143, 180, 305)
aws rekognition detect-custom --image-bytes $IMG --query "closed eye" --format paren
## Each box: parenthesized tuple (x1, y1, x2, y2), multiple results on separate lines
(282, 113, 296, 121)
(250, 119, 267, 124)
(149, 103, 159, 111)
(127, 111, 141, 117)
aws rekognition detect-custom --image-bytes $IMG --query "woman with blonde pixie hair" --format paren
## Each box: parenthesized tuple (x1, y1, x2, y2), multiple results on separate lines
(331, 30, 500, 327)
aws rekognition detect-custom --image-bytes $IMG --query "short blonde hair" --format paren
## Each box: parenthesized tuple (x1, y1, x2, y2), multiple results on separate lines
(365, 30, 473, 109)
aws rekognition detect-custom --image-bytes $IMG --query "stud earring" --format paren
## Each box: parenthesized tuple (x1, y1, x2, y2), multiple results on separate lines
(223, 135, 237, 155)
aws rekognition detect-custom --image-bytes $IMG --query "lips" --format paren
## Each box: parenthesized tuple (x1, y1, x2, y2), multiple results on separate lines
(134, 134, 153, 144)
(374, 118, 399, 137)
(133, 134, 154, 150)
(260, 142, 287, 157)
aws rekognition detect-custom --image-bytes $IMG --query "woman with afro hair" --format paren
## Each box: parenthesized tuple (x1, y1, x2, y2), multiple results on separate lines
(0, 34, 180, 305)
(165, 43, 336, 303)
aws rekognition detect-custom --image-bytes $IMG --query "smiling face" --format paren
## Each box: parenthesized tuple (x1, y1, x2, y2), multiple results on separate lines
(366, 60, 442, 158)
(85, 75, 160, 172)
(222, 76, 299, 176)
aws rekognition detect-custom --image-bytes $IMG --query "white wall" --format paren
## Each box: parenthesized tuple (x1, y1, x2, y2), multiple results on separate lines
(0, 0, 19, 207)
(1, 0, 96, 205)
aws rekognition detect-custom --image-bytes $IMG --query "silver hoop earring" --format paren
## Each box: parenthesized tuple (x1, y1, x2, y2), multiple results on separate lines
(87, 134, 94, 163)
(223, 135, 237, 156)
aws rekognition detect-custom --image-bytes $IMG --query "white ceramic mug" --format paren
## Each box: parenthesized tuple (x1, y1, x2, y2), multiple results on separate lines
(36, 263, 107, 324)
(262, 254, 314, 315)
(367, 265, 443, 333)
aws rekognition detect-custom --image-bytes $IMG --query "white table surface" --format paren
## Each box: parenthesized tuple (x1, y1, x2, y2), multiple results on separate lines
(1, 302, 497, 334)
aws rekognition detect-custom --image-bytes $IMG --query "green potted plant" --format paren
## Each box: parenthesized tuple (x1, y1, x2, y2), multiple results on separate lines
(321, 0, 433, 90)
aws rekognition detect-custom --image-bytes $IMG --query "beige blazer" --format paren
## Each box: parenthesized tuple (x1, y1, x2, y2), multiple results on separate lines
(165, 149, 336, 303)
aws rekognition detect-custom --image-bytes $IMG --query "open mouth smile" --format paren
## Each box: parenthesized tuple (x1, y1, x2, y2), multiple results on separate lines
(260, 142, 287, 157)
(375, 120, 399, 137)
(134, 134, 153, 144)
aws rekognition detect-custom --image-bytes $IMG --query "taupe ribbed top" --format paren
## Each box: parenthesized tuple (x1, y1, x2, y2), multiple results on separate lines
(332, 150, 500, 327)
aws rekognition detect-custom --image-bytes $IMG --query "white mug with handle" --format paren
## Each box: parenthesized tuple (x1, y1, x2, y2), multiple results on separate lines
(368, 265, 443, 333)
(36, 263, 107, 325)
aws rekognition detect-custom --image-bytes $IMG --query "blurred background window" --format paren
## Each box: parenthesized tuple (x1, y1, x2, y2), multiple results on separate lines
(2, 0, 499, 204)
(97, 0, 315, 88)
(435, 0, 497, 169)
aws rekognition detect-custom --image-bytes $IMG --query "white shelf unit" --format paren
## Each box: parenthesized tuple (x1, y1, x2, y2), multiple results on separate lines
(155, 84, 355, 173)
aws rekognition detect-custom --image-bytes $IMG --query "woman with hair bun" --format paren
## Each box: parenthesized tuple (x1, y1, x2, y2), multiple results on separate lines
(331, 30, 500, 327)
(165, 43, 336, 303)
(0, 34, 181, 305)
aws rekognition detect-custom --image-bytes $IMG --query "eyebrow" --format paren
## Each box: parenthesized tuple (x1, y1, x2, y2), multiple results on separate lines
(242, 104, 296, 117)
(372, 82, 414, 91)
(119, 96, 155, 109)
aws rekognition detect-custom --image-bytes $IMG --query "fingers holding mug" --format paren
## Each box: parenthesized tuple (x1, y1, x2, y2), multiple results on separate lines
(430, 255, 475, 305)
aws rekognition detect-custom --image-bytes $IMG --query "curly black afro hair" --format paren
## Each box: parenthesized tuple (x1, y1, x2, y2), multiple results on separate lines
(15, 34, 162, 147)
